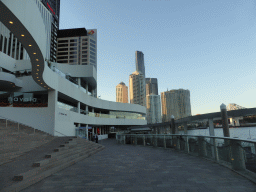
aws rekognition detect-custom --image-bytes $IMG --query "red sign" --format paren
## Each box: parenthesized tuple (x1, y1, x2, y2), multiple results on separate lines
(47, 2, 55, 15)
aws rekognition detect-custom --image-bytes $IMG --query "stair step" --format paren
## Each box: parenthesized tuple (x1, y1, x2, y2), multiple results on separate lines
(13, 145, 104, 181)
(6, 146, 105, 192)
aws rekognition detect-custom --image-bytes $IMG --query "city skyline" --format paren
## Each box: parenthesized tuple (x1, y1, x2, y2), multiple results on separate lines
(59, 0, 256, 115)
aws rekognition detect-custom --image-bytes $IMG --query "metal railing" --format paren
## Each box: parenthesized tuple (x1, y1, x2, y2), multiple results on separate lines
(0, 115, 37, 134)
(116, 133, 256, 175)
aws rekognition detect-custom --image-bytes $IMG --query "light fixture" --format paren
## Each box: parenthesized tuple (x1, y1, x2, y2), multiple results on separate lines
(36, 59, 39, 61)
(33, 53, 36, 55)
(41, 83, 43, 84)
(29, 45, 32, 47)
(38, 80, 40, 81)
(9, 21, 13, 24)
(37, 77, 39, 78)
(37, 65, 39, 66)
(44, 86, 46, 87)
(37, 69, 39, 71)
(21, 34, 24, 37)
(36, 73, 38, 75)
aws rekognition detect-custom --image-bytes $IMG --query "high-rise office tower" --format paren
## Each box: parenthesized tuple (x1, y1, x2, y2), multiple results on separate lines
(40, 0, 60, 62)
(146, 94, 161, 124)
(129, 71, 146, 107)
(135, 51, 145, 77)
(161, 89, 191, 122)
(146, 78, 158, 95)
(116, 82, 128, 103)
(57, 28, 97, 67)
(56, 28, 97, 97)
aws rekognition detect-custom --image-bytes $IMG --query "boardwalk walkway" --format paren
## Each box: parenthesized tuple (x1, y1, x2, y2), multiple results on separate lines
(21, 138, 256, 192)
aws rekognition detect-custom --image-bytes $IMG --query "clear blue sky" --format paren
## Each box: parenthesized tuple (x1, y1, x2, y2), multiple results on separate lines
(59, 0, 256, 115)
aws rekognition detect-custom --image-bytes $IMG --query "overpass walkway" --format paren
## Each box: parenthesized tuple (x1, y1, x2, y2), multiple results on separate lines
(22, 138, 256, 192)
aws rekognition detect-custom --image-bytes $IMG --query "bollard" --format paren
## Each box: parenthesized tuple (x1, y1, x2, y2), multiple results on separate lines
(198, 136, 206, 157)
(220, 104, 230, 138)
(143, 136, 145, 146)
(212, 138, 219, 162)
(184, 136, 189, 153)
(230, 140, 246, 171)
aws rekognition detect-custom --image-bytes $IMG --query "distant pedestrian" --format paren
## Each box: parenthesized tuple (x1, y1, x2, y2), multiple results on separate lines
(96, 134, 99, 143)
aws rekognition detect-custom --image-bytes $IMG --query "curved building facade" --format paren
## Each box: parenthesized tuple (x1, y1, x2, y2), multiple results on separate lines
(0, 0, 146, 138)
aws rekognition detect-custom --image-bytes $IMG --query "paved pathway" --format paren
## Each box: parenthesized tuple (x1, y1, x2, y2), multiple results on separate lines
(21, 138, 256, 192)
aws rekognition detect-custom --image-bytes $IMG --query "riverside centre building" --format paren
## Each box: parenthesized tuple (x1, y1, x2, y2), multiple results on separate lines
(0, 0, 147, 139)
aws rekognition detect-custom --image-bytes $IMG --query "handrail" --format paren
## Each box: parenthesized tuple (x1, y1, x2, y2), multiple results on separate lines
(117, 133, 256, 144)
(54, 130, 68, 137)
(0, 115, 33, 129)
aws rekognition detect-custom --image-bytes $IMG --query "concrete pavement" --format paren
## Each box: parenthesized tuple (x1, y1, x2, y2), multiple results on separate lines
(21, 138, 256, 192)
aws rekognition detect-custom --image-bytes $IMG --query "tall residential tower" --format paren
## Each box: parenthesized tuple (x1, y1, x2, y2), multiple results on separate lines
(161, 89, 191, 122)
(129, 71, 146, 107)
(116, 82, 128, 103)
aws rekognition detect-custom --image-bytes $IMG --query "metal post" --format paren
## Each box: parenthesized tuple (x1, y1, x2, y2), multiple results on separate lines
(184, 136, 189, 153)
(198, 136, 206, 157)
(213, 138, 219, 162)
(209, 118, 215, 159)
(230, 140, 246, 171)
(18, 123, 19, 132)
(6, 119, 7, 128)
(171, 115, 175, 134)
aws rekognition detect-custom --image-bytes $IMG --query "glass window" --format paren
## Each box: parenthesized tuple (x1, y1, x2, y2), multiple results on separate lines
(58, 48, 68, 51)
(90, 39, 96, 44)
(90, 43, 96, 48)
(70, 59, 77, 62)
(58, 60, 68, 63)
(82, 59, 87, 62)
(82, 51, 87, 54)
(57, 52, 67, 56)
(70, 39, 77, 42)
(70, 47, 77, 51)
(90, 51, 95, 56)
(58, 44, 68, 47)
(70, 51, 77, 55)
(70, 43, 77, 46)
(82, 38, 88, 41)
(82, 55, 87, 58)
(82, 46, 87, 50)
(58, 40, 68, 43)
(57, 56, 68, 60)
(90, 47, 96, 52)
(90, 55, 96, 60)
(69, 56, 77, 59)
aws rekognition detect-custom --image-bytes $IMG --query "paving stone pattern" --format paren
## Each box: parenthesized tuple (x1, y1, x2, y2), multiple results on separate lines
(21, 139, 256, 192)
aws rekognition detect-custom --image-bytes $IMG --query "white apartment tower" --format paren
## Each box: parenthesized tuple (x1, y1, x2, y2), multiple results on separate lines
(146, 94, 161, 124)
(161, 89, 191, 122)
(116, 82, 128, 103)
(129, 71, 146, 107)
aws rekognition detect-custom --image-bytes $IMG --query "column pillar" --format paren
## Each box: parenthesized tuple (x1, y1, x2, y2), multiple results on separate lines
(164, 135, 166, 149)
(220, 103, 230, 137)
(171, 115, 175, 134)
(14, 38, 17, 59)
(86, 82, 89, 94)
(86, 105, 88, 114)
(78, 78, 81, 88)
(198, 136, 206, 157)
(77, 102, 80, 113)
(10, 33, 13, 57)
(183, 122, 189, 153)
(86, 124, 88, 140)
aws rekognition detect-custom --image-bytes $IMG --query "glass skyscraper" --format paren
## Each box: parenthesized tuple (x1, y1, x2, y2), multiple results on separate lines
(135, 51, 145, 77)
